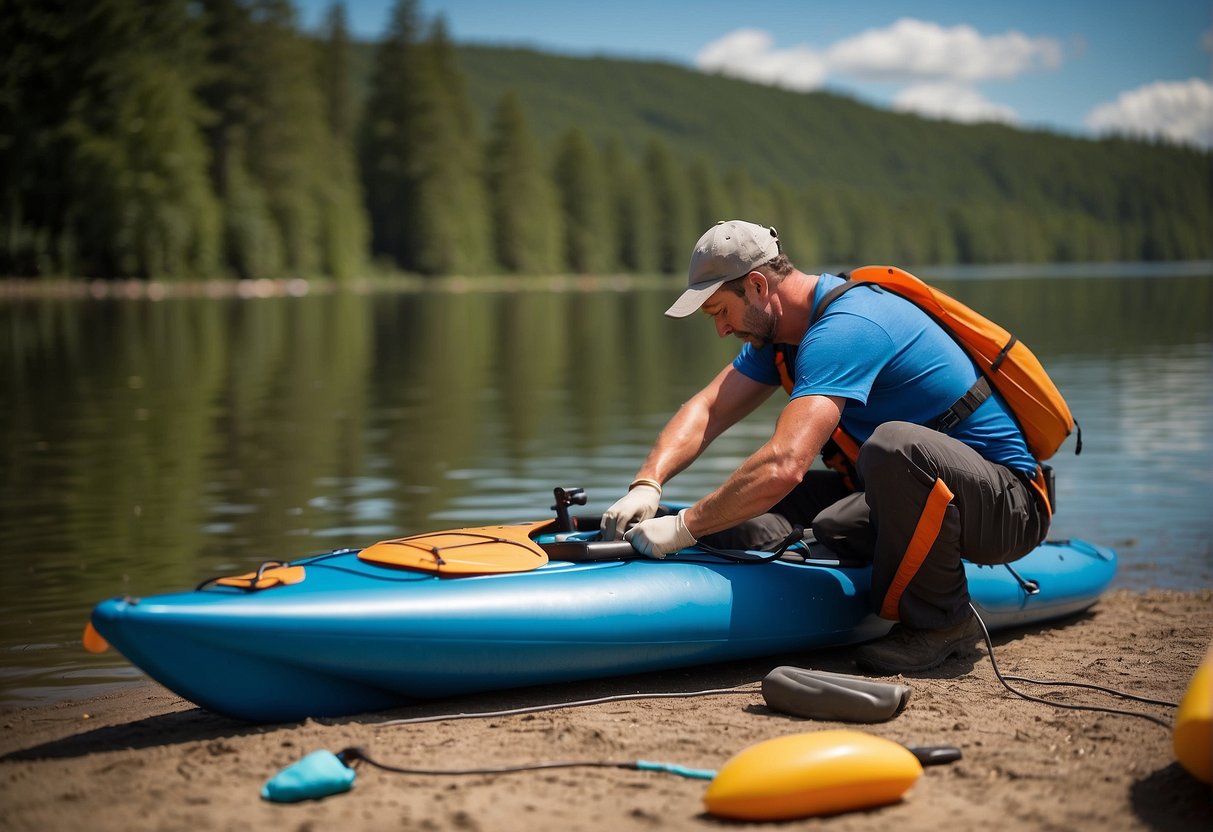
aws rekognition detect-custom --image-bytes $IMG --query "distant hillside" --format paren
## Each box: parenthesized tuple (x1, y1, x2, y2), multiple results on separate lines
(448, 45, 1208, 222)
(338, 39, 1211, 264)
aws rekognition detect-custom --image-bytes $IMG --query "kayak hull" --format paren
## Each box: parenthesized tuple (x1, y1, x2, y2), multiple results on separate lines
(90, 538, 1116, 722)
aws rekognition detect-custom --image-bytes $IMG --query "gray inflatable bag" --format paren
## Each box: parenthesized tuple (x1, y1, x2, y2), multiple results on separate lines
(762, 666, 911, 723)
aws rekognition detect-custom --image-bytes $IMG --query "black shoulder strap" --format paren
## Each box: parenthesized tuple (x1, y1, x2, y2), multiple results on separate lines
(933, 376, 992, 432)
(810, 279, 879, 326)
(811, 274, 994, 436)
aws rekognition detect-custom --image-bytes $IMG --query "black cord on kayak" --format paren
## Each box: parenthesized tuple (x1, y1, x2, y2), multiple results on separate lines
(694, 525, 806, 563)
(337, 747, 716, 780)
(968, 602, 1176, 727)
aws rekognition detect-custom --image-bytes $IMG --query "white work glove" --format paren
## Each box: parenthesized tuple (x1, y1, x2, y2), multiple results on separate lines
(625, 509, 697, 559)
(602, 481, 662, 540)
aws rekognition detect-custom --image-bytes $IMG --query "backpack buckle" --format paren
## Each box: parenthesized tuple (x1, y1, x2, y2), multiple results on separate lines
(935, 409, 962, 432)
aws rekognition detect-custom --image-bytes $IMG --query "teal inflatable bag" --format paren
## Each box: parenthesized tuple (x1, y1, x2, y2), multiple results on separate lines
(261, 750, 356, 802)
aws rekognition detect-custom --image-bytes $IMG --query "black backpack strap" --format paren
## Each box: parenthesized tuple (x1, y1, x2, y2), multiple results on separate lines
(933, 376, 992, 432)
(814, 275, 993, 436)
(810, 280, 879, 326)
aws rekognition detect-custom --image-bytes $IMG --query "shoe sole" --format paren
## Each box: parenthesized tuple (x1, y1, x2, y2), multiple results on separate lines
(855, 651, 954, 675)
(855, 633, 982, 675)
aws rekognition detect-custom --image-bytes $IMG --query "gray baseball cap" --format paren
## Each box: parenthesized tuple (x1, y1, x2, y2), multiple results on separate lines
(665, 220, 781, 318)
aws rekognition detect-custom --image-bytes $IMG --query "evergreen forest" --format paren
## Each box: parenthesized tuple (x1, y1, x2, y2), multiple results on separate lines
(3, 0, 1210, 282)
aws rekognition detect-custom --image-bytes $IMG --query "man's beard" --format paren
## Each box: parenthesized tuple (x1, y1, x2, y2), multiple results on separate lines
(737, 300, 777, 348)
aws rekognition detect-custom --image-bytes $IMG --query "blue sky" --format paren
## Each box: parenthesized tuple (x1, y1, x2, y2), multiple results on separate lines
(295, 0, 1213, 147)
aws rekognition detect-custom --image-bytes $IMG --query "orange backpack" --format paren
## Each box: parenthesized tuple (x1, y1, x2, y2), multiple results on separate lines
(812, 265, 1079, 462)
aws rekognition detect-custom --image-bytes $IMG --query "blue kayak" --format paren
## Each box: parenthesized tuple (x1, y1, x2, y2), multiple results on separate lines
(88, 494, 1116, 723)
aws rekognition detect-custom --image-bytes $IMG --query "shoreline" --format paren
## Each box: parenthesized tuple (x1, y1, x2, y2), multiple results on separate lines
(0, 272, 671, 302)
(2, 588, 1210, 831)
(1, 262, 1209, 303)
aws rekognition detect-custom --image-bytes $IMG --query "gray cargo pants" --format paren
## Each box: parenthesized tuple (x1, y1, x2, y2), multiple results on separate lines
(703, 421, 1050, 630)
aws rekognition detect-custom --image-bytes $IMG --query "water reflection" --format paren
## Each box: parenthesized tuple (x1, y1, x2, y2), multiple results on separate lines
(0, 269, 1209, 705)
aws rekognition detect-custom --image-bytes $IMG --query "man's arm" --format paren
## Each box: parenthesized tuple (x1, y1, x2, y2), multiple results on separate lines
(684, 393, 844, 537)
(602, 364, 775, 539)
(632, 363, 778, 485)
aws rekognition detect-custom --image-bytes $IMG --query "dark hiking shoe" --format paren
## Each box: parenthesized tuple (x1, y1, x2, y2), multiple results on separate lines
(855, 613, 984, 675)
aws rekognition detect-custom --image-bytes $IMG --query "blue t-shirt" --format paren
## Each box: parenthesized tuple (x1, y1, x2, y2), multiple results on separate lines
(732, 273, 1036, 474)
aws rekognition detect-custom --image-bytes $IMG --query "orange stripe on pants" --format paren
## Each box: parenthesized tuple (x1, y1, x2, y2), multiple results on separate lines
(879, 478, 955, 621)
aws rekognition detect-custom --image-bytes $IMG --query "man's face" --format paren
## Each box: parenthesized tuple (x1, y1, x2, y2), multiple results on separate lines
(701, 277, 776, 349)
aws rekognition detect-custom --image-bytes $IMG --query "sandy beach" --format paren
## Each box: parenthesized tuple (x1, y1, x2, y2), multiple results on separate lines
(2, 588, 1209, 831)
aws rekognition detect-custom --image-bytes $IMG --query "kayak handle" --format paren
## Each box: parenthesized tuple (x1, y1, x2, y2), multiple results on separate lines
(540, 540, 639, 562)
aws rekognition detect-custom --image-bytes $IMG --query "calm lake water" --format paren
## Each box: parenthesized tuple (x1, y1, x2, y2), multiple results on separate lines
(2, 265, 1210, 707)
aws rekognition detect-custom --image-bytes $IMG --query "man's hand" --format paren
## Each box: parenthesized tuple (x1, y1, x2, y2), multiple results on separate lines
(602, 483, 662, 540)
(625, 510, 697, 559)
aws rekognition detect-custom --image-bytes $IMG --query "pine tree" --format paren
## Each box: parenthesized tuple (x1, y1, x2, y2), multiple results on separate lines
(198, 0, 283, 277)
(3, 1, 219, 277)
(769, 183, 818, 267)
(484, 91, 562, 274)
(358, 0, 425, 271)
(411, 16, 491, 275)
(220, 142, 283, 277)
(1, 3, 76, 275)
(359, 2, 490, 275)
(240, 0, 327, 275)
(320, 2, 356, 144)
(315, 2, 368, 280)
(722, 168, 776, 228)
(687, 157, 728, 233)
(602, 136, 657, 273)
(199, 0, 360, 280)
(645, 138, 694, 274)
(553, 128, 610, 274)
(804, 184, 857, 265)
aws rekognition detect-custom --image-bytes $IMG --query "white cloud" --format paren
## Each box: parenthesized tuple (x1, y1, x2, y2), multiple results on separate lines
(893, 82, 1018, 125)
(1085, 79, 1213, 149)
(695, 18, 1062, 89)
(694, 18, 1065, 126)
(695, 28, 828, 92)
(826, 18, 1062, 82)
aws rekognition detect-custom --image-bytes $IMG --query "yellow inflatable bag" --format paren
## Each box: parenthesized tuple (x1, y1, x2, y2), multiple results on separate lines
(704, 730, 923, 820)
(1174, 644, 1212, 784)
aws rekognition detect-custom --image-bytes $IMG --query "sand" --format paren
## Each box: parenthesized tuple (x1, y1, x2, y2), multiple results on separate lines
(2, 588, 1210, 831)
